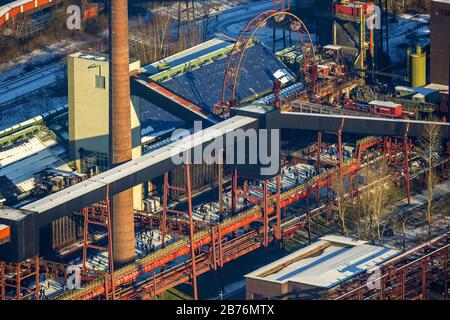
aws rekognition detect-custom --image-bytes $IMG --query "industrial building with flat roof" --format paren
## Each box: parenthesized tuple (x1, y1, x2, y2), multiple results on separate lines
(245, 235, 399, 300)
(136, 37, 296, 116)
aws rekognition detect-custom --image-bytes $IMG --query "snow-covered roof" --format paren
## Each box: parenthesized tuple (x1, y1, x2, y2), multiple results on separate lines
(369, 100, 402, 109)
(142, 37, 233, 76)
(323, 44, 343, 51)
(425, 83, 449, 94)
(0, 136, 72, 193)
(245, 235, 398, 289)
(396, 86, 439, 96)
(433, 0, 450, 4)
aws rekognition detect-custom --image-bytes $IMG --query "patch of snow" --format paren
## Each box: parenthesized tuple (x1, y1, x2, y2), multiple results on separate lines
(0, 39, 81, 83)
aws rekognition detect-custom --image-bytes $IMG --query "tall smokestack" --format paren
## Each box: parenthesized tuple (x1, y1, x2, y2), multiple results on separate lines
(110, 0, 135, 267)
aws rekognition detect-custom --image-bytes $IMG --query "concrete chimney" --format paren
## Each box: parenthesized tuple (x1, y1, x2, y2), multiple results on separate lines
(110, 0, 135, 267)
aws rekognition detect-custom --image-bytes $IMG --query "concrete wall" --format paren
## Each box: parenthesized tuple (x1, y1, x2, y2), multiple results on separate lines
(245, 277, 288, 300)
(430, 0, 450, 86)
(68, 52, 143, 210)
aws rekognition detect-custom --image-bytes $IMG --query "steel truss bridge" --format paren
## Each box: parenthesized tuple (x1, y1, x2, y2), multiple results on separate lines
(0, 105, 448, 300)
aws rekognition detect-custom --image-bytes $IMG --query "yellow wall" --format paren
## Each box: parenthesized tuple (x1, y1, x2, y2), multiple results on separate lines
(69, 52, 143, 209)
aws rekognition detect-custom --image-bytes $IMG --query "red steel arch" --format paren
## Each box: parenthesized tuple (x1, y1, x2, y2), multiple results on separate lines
(215, 10, 317, 117)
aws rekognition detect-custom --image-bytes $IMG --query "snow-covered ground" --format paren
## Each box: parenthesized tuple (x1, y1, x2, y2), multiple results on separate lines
(0, 39, 79, 83)
(0, 63, 66, 105)
(387, 14, 430, 63)
(207, 0, 316, 51)
(0, 39, 78, 129)
(153, 0, 256, 22)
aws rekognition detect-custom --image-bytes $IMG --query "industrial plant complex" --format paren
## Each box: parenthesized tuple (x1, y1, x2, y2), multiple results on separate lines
(0, 0, 449, 306)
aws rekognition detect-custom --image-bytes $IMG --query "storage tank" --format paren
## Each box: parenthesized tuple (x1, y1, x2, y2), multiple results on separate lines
(409, 45, 426, 87)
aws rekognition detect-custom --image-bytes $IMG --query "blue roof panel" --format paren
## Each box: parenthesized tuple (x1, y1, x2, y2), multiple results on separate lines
(159, 44, 294, 112)
(139, 99, 185, 137)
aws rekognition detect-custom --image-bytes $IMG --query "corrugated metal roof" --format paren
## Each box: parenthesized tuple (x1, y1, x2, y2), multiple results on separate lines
(159, 43, 294, 112)
(139, 98, 185, 138)
(0, 206, 28, 222)
(0, 136, 72, 192)
(245, 236, 399, 289)
(22, 116, 257, 215)
(143, 38, 233, 76)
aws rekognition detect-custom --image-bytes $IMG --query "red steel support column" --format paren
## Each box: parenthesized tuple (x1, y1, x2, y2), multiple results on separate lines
(306, 194, 311, 245)
(218, 150, 224, 220)
(105, 187, 116, 300)
(217, 225, 224, 268)
(16, 263, 21, 300)
(394, 138, 398, 167)
(0, 262, 5, 300)
(211, 226, 217, 270)
(110, 0, 135, 267)
(104, 274, 110, 300)
(263, 179, 269, 247)
(35, 256, 40, 301)
(153, 271, 157, 299)
(81, 187, 116, 299)
(404, 124, 411, 204)
(232, 169, 238, 214)
(276, 175, 281, 240)
(316, 131, 322, 172)
(162, 172, 169, 247)
(316, 131, 322, 202)
(185, 164, 198, 300)
(82, 207, 89, 273)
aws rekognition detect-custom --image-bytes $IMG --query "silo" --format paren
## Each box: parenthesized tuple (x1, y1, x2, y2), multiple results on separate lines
(410, 45, 426, 87)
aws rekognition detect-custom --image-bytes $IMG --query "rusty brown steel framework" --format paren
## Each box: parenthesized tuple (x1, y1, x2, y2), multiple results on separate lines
(214, 6, 316, 117)
(77, 186, 116, 299)
(161, 165, 198, 299)
(326, 232, 450, 300)
(0, 256, 40, 300)
(3, 135, 448, 300)
(230, 169, 282, 246)
(0, 257, 74, 300)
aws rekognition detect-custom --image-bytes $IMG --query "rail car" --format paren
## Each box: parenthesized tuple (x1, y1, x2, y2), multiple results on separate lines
(343, 98, 405, 118)
(335, 1, 375, 17)
(0, 0, 102, 27)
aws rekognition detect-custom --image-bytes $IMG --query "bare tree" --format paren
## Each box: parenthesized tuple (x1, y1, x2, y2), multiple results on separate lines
(201, 0, 214, 41)
(331, 173, 349, 235)
(416, 123, 441, 238)
(359, 161, 395, 242)
(130, 2, 202, 65)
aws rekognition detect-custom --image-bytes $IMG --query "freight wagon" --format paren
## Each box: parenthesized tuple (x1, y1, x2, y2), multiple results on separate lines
(335, 1, 374, 17)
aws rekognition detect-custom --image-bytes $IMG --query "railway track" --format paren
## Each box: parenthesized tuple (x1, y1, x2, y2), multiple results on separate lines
(0, 62, 66, 106)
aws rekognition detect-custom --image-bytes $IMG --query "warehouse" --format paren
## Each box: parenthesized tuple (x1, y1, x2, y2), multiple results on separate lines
(245, 235, 398, 300)
(138, 37, 296, 114)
